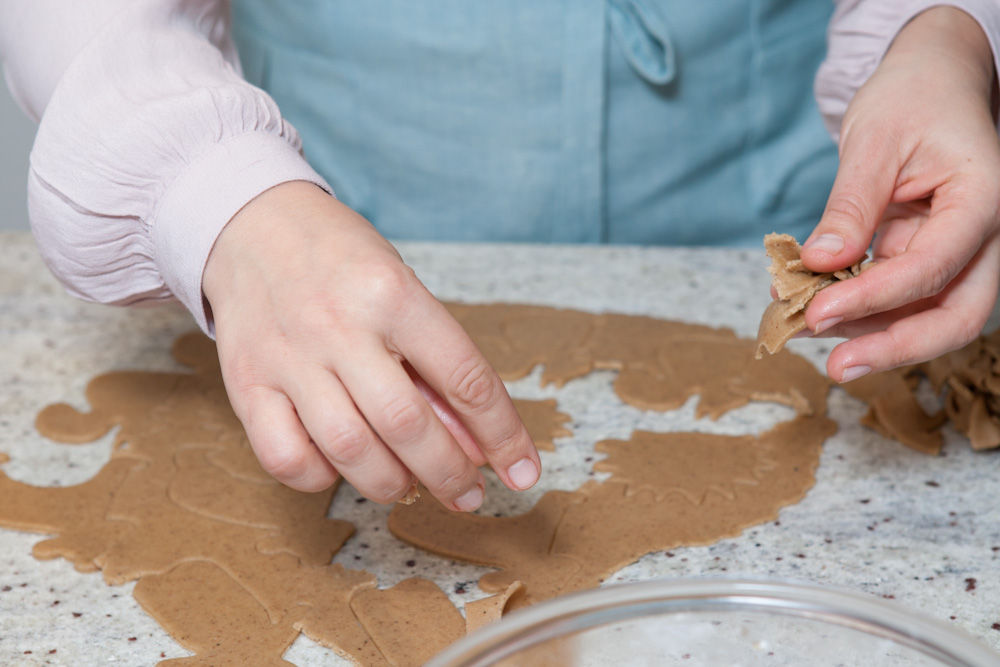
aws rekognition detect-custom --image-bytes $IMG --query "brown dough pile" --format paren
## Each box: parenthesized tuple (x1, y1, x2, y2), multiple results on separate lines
(0, 304, 836, 666)
(857, 329, 1000, 454)
(836, 327, 1000, 455)
(928, 329, 1000, 450)
(756, 233, 868, 359)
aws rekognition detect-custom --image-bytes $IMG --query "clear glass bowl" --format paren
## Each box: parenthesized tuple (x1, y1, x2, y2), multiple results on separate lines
(426, 579, 1000, 667)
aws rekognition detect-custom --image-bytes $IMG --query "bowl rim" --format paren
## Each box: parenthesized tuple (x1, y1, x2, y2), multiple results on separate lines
(425, 577, 1000, 667)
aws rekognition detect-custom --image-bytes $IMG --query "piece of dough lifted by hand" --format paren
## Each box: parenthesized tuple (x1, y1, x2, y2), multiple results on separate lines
(756, 233, 868, 359)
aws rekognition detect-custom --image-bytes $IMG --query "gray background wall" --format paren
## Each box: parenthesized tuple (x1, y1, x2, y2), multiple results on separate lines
(0, 82, 36, 231)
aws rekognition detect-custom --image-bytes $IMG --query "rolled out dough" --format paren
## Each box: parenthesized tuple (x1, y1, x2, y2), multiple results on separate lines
(1, 304, 836, 666)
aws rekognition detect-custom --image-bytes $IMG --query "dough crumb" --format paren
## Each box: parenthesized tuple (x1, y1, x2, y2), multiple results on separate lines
(398, 481, 421, 505)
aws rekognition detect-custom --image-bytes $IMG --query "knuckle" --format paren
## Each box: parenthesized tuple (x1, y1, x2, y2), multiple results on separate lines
(367, 477, 417, 505)
(430, 465, 476, 500)
(222, 356, 269, 403)
(364, 261, 420, 305)
(846, 278, 882, 320)
(919, 256, 958, 299)
(884, 334, 915, 371)
(484, 424, 526, 457)
(825, 190, 874, 229)
(377, 396, 430, 443)
(319, 421, 373, 468)
(953, 311, 987, 351)
(448, 358, 499, 413)
(257, 446, 312, 486)
(288, 475, 335, 494)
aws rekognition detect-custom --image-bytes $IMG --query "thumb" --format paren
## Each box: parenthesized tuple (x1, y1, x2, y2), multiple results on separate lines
(800, 132, 900, 273)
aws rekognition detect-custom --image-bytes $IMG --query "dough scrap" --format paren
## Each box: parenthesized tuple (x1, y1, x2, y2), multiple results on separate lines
(841, 367, 946, 456)
(838, 329, 1000, 455)
(1, 306, 837, 666)
(756, 233, 868, 359)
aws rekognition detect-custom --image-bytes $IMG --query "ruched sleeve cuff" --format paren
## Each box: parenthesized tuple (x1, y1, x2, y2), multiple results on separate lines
(154, 132, 330, 336)
(20, 1, 333, 338)
(816, 0, 1000, 141)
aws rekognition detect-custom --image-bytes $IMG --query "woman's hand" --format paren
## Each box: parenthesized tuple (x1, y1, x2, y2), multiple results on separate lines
(800, 6, 1000, 382)
(202, 181, 540, 511)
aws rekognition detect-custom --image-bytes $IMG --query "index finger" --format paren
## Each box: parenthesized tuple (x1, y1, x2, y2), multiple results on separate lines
(396, 299, 541, 492)
(806, 198, 989, 331)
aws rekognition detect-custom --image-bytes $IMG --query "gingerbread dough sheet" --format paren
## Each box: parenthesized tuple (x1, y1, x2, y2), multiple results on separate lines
(0, 304, 838, 666)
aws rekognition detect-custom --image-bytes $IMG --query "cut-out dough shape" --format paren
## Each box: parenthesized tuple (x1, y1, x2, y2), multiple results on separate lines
(350, 578, 466, 667)
(168, 449, 354, 566)
(134, 560, 302, 667)
(230, 553, 387, 667)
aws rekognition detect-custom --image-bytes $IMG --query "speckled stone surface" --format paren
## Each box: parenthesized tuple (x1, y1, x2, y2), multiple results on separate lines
(2, 231, 1000, 665)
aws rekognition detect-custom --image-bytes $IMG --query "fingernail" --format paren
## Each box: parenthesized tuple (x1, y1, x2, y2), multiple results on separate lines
(840, 365, 872, 383)
(454, 484, 483, 512)
(791, 328, 814, 339)
(814, 316, 843, 334)
(507, 458, 539, 490)
(805, 233, 845, 256)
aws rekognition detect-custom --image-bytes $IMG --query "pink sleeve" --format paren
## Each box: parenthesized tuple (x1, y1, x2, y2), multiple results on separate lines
(0, 0, 332, 335)
(816, 0, 1000, 141)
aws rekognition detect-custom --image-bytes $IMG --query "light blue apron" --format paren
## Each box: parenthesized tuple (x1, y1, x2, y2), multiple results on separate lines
(231, 1, 837, 246)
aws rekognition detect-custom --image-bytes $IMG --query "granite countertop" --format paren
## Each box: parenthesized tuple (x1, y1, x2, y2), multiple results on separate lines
(2, 230, 999, 665)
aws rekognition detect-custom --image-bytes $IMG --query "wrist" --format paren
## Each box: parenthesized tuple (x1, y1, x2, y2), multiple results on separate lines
(885, 6, 995, 103)
(203, 181, 331, 313)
